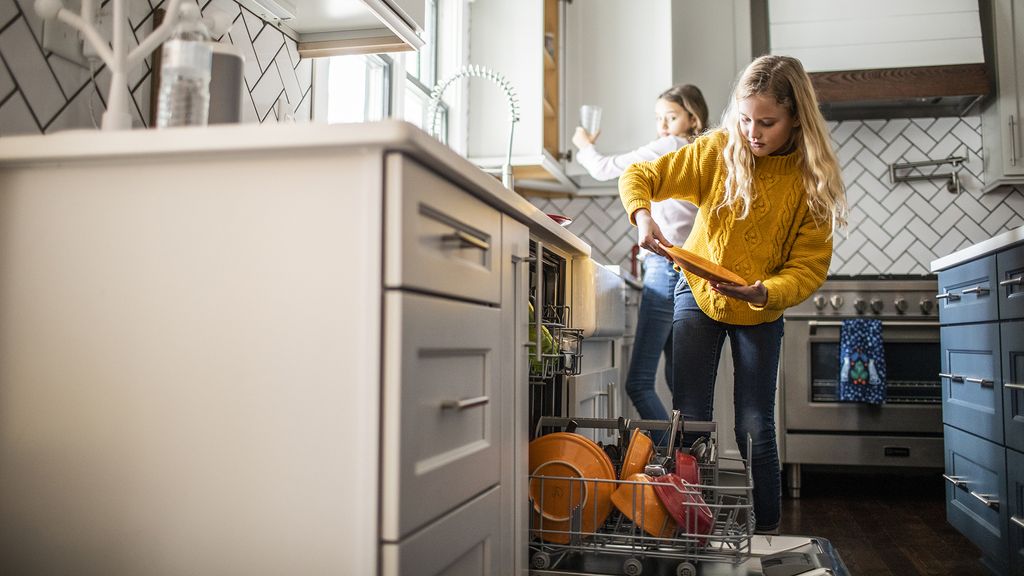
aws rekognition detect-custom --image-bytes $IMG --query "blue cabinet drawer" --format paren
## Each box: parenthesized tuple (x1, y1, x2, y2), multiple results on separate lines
(942, 323, 1004, 443)
(944, 425, 1008, 572)
(1005, 321, 1024, 454)
(939, 255, 999, 325)
(1009, 448, 1024, 576)
(999, 245, 1024, 321)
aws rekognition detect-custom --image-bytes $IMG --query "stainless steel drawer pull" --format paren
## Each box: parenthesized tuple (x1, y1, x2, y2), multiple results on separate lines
(442, 230, 490, 251)
(935, 292, 961, 301)
(938, 373, 964, 383)
(964, 376, 994, 387)
(1005, 382, 1024, 390)
(969, 490, 1000, 511)
(441, 396, 490, 410)
(999, 276, 1024, 287)
(942, 473, 967, 488)
(1012, 515, 1024, 529)
(962, 286, 990, 296)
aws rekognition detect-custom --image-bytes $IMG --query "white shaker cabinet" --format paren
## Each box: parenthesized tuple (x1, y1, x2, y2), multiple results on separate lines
(0, 123, 532, 576)
(982, 0, 1024, 191)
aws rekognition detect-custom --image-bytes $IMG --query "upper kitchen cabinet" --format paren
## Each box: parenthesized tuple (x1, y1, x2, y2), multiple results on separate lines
(561, 0, 674, 192)
(769, 0, 991, 120)
(244, 0, 426, 57)
(468, 0, 575, 194)
(981, 0, 1024, 191)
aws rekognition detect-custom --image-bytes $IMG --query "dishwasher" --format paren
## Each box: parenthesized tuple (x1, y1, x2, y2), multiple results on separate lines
(527, 416, 850, 576)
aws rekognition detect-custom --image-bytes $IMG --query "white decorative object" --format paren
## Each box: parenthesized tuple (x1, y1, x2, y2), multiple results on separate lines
(34, 0, 186, 130)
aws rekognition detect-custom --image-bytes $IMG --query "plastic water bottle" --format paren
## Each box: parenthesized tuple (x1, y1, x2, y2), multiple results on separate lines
(156, 3, 212, 128)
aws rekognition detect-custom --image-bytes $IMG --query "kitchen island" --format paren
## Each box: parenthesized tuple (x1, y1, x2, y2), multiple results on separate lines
(0, 120, 589, 575)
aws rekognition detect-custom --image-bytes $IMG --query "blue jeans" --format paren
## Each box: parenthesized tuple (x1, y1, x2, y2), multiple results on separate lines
(673, 277, 784, 532)
(625, 256, 678, 425)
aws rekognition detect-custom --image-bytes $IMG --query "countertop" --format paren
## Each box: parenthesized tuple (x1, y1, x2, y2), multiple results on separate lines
(930, 225, 1024, 271)
(0, 120, 591, 258)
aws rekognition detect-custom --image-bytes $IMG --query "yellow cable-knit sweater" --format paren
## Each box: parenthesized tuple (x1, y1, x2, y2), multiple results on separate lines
(619, 130, 832, 326)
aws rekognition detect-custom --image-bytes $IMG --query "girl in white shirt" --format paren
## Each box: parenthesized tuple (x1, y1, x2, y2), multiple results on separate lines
(572, 84, 709, 427)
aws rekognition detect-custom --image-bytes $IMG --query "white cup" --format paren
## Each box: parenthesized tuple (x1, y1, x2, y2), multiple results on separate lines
(580, 104, 602, 134)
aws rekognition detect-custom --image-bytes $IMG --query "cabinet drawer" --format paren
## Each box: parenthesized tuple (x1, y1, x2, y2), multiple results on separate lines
(938, 255, 999, 325)
(1009, 448, 1024, 576)
(1005, 321, 1024, 453)
(381, 292, 501, 540)
(381, 486, 501, 576)
(999, 245, 1024, 321)
(942, 323, 1003, 443)
(385, 154, 502, 305)
(944, 425, 1008, 565)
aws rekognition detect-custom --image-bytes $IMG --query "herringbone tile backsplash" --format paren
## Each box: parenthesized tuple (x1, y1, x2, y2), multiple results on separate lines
(0, 0, 310, 135)
(533, 117, 1024, 275)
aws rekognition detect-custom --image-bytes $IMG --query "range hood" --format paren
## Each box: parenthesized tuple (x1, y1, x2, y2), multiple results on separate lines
(809, 63, 992, 121)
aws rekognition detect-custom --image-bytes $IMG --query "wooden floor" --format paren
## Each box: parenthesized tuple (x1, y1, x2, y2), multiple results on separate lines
(779, 467, 989, 575)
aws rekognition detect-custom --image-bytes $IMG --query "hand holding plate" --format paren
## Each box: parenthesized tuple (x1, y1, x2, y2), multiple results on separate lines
(711, 279, 768, 306)
(635, 209, 673, 258)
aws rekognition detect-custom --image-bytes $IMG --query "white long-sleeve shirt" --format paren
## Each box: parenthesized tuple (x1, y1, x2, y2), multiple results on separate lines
(576, 135, 697, 247)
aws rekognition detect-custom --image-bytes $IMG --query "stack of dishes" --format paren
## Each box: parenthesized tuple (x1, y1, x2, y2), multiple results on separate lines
(611, 473, 677, 538)
(528, 432, 615, 543)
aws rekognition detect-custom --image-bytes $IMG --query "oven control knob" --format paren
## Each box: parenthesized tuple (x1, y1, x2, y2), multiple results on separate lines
(829, 295, 844, 310)
(894, 298, 908, 314)
(920, 298, 935, 314)
(853, 298, 867, 314)
(813, 295, 826, 310)
(870, 298, 884, 314)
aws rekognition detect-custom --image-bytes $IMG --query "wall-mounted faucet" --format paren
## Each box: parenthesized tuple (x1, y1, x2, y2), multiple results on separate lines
(426, 65, 520, 190)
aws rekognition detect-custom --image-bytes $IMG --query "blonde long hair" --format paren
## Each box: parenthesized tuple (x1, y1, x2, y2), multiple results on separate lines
(719, 55, 847, 233)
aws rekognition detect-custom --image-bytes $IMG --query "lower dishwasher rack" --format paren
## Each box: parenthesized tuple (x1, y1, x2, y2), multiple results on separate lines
(529, 417, 754, 576)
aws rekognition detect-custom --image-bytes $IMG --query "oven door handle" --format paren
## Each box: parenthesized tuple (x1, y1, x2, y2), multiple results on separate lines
(808, 320, 939, 329)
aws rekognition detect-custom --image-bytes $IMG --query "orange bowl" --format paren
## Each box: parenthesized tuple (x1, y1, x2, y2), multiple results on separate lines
(620, 429, 654, 480)
(529, 432, 615, 543)
(611, 473, 677, 538)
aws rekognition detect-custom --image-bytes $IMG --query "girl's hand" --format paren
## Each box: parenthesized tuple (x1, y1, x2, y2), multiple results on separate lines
(572, 126, 599, 149)
(710, 279, 768, 307)
(635, 209, 673, 258)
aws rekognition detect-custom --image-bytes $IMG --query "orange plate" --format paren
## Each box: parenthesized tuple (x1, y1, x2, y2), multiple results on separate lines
(620, 429, 654, 481)
(611, 473, 677, 538)
(528, 432, 615, 543)
(663, 246, 746, 285)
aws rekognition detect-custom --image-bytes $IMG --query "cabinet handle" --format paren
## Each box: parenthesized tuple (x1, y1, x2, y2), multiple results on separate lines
(1005, 382, 1024, 390)
(1010, 114, 1018, 166)
(999, 276, 1024, 287)
(441, 395, 490, 410)
(442, 230, 490, 251)
(938, 372, 964, 383)
(964, 376, 994, 387)
(1012, 516, 1024, 530)
(962, 286, 990, 296)
(533, 242, 544, 365)
(942, 473, 968, 489)
(935, 291, 961, 301)
(969, 490, 1000, 511)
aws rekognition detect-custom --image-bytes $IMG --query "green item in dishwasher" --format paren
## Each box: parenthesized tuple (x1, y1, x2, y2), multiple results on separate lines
(527, 301, 557, 373)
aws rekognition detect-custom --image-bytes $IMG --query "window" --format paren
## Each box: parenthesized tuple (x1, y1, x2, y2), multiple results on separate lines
(324, 55, 389, 124)
(314, 0, 448, 141)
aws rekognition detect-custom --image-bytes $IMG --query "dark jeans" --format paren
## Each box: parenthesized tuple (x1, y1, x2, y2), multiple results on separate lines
(625, 256, 678, 425)
(673, 276, 784, 532)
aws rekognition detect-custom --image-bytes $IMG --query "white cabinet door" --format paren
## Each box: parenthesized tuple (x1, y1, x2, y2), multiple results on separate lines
(562, 0, 673, 190)
(982, 0, 1024, 190)
(381, 291, 502, 540)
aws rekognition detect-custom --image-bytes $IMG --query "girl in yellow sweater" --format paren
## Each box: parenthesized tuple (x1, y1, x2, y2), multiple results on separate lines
(619, 55, 847, 533)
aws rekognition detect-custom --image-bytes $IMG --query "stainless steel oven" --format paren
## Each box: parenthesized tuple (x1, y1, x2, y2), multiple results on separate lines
(781, 277, 943, 497)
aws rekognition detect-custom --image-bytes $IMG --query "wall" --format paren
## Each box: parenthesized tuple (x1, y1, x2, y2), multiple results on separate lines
(531, 116, 1024, 275)
(0, 0, 311, 136)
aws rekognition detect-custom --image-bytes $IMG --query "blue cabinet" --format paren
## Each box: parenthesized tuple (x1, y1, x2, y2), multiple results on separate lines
(937, 239, 1024, 575)
(1009, 448, 1024, 576)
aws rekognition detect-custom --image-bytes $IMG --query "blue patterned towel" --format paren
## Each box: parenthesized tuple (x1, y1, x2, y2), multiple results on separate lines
(838, 319, 887, 404)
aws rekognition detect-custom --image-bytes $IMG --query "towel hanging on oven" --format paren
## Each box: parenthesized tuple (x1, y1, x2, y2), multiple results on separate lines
(838, 319, 887, 404)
